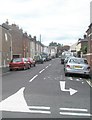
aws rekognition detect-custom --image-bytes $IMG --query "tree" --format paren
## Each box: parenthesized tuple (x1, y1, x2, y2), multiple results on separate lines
(80, 45, 87, 54)
(49, 42, 61, 47)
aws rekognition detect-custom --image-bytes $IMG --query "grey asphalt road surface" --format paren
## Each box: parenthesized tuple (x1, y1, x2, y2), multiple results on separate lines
(1, 58, 92, 119)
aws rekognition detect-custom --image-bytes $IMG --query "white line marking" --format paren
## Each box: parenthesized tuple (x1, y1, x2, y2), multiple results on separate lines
(28, 106, 50, 110)
(86, 80, 92, 87)
(60, 112, 92, 116)
(29, 110, 51, 114)
(29, 75, 38, 82)
(39, 69, 45, 73)
(45, 66, 49, 69)
(59, 108, 88, 112)
(49, 64, 51, 66)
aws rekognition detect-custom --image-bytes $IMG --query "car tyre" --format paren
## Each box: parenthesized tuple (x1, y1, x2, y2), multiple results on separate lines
(65, 72, 69, 76)
(10, 69, 12, 71)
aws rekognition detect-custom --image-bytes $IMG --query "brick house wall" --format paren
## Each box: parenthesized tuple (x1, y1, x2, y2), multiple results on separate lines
(9, 24, 23, 58)
(0, 26, 2, 67)
(86, 23, 92, 69)
(0, 25, 11, 67)
(22, 32, 30, 58)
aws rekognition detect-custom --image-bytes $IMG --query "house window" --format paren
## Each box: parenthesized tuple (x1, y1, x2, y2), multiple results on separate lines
(5, 33, 8, 41)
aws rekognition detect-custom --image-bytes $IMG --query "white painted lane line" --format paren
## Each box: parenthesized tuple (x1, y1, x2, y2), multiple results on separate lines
(29, 110, 51, 114)
(86, 80, 92, 87)
(29, 75, 38, 82)
(28, 106, 50, 110)
(39, 69, 45, 73)
(28, 106, 51, 114)
(49, 64, 51, 66)
(60, 112, 92, 116)
(59, 108, 88, 112)
(45, 66, 49, 69)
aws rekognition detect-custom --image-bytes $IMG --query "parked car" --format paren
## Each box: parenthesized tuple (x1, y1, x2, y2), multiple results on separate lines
(27, 58, 36, 67)
(33, 55, 44, 64)
(61, 51, 73, 64)
(64, 57, 90, 77)
(40, 53, 49, 61)
(64, 56, 75, 69)
(9, 58, 30, 71)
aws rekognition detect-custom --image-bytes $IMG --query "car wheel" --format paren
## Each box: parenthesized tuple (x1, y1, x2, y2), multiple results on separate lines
(34, 64, 36, 67)
(10, 68, 12, 71)
(65, 72, 69, 76)
(86, 75, 91, 79)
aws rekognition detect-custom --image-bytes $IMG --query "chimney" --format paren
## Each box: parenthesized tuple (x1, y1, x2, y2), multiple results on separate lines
(84, 34, 86, 39)
(6, 19, 9, 24)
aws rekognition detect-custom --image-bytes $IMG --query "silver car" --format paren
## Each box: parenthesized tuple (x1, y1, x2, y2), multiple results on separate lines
(64, 57, 90, 77)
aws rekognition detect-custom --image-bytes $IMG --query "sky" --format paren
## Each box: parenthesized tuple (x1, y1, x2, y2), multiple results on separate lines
(0, 0, 91, 46)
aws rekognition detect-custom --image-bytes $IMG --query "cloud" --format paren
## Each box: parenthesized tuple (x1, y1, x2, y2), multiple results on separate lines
(0, 0, 91, 46)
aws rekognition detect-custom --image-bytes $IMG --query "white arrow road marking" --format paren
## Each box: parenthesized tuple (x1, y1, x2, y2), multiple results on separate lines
(60, 81, 77, 95)
(0, 87, 31, 112)
(0, 87, 51, 114)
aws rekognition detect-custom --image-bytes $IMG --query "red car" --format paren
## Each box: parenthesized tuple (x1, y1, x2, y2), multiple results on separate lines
(27, 58, 36, 67)
(9, 58, 30, 71)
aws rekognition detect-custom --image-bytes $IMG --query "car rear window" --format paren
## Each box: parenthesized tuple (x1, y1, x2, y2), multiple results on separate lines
(69, 58, 88, 64)
(12, 58, 22, 62)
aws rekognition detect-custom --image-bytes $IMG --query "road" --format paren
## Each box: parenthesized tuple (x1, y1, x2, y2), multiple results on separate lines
(1, 58, 92, 119)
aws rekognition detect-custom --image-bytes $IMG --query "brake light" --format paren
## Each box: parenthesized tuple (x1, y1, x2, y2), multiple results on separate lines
(66, 65, 70, 68)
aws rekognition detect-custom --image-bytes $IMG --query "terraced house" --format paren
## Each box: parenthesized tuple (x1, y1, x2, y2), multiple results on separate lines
(86, 1, 92, 69)
(0, 21, 44, 71)
(0, 24, 12, 68)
